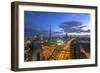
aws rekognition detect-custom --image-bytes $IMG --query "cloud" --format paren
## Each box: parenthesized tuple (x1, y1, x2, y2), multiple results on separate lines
(59, 21, 89, 33)
(81, 29, 90, 32)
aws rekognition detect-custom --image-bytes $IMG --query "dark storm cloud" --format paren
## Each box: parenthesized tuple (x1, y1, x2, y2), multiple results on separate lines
(78, 26, 87, 29)
(81, 29, 90, 32)
(59, 21, 87, 33)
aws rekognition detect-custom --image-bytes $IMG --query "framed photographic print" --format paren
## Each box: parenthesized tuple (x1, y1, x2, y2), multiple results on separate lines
(11, 1, 97, 71)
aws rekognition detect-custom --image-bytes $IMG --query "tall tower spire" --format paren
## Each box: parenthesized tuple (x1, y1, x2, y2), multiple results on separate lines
(49, 24, 52, 40)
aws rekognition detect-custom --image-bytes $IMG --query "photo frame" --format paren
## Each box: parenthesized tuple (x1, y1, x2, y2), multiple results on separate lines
(11, 1, 97, 71)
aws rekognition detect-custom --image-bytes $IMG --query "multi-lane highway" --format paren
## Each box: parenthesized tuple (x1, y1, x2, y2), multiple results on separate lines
(48, 38, 75, 60)
(41, 38, 90, 60)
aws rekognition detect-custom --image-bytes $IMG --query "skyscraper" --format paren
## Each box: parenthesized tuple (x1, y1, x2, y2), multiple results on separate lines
(49, 24, 52, 40)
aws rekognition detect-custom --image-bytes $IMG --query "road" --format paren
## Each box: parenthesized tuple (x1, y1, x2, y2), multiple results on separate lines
(48, 38, 75, 60)
(41, 38, 90, 60)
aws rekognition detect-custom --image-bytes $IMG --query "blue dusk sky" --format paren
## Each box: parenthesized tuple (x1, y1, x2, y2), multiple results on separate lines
(24, 11, 90, 33)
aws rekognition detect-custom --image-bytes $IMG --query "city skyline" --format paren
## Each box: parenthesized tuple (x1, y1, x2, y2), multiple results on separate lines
(24, 11, 90, 36)
(24, 11, 91, 61)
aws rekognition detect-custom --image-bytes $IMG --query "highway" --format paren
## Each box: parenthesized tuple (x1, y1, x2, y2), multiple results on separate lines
(41, 38, 90, 60)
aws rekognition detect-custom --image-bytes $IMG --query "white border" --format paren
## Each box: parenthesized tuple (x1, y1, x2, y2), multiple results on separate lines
(18, 5, 96, 68)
